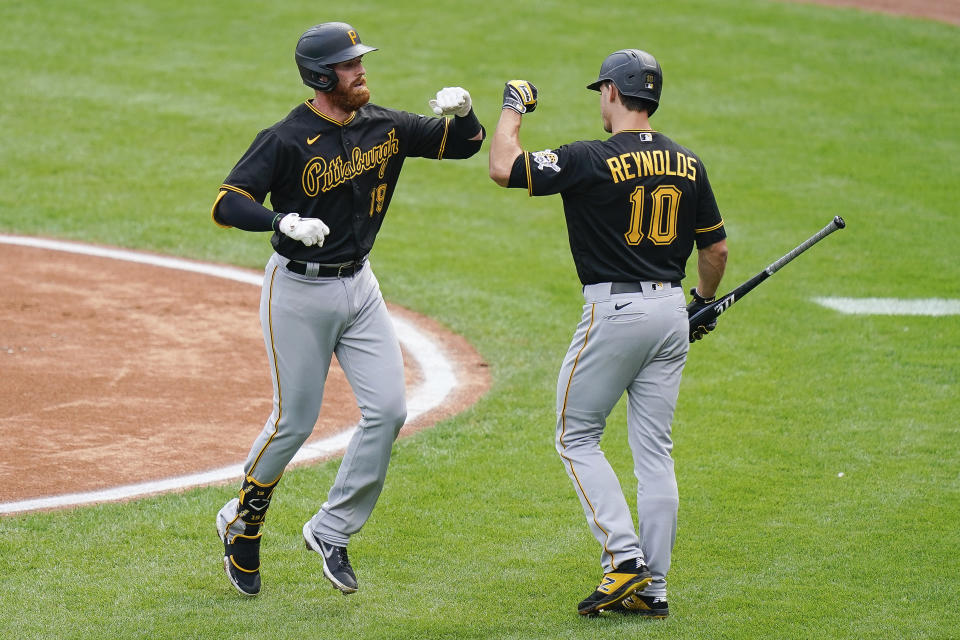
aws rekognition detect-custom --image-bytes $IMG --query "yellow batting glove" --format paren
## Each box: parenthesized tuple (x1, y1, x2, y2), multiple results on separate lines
(502, 80, 538, 114)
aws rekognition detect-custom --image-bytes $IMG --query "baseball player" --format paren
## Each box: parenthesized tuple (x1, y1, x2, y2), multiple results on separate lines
(211, 21, 484, 597)
(489, 51, 728, 617)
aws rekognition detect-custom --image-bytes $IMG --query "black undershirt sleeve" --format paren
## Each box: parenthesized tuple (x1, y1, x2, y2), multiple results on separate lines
(450, 109, 483, 139)
(442, 109, 485, 159)
(213, 190, 287, 232)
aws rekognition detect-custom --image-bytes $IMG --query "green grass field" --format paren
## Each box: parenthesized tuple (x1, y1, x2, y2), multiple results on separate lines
(1, 1, 958, 638)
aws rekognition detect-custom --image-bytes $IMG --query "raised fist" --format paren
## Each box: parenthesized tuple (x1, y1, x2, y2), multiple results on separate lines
(502, 80, 538, 114)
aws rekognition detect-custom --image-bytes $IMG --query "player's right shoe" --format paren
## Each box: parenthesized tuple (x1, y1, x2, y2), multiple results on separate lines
(303, 522, 358, 594)
(577, 560, 653, 616)
(216, 498, 262, 597)
(608, 593, 670, 618)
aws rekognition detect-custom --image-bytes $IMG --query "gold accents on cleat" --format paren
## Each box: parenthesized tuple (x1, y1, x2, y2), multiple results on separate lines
(577, 565, 653, 616)
(597, 571, 638, 595)
(229, 556, 260, 574)
(227, 531, 262, 574)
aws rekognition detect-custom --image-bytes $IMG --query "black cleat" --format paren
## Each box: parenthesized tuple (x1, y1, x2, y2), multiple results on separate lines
(611, 593, 670, 618)
(577, 562, 652, 616)
(303, 522, 358, 594)
(216, 513, 261, 597)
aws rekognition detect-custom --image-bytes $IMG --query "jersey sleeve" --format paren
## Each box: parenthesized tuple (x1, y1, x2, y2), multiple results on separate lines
(397, 110, 483, 160)
(692, 158, 727, 248)
(506, 143, 588, 196)
(220, 129, 290, 204)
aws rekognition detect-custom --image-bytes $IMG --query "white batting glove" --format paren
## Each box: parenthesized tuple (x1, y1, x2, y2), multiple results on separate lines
(429, 87, 472, 117)
(278, 213, 330, 247)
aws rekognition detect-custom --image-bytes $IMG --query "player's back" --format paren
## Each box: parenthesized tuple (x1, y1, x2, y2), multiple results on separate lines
(554, 130, 719, 284)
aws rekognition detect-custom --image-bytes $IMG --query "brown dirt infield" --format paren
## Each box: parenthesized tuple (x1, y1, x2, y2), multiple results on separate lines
(790, 0, 960, 26)
(0, 241, 489, 508)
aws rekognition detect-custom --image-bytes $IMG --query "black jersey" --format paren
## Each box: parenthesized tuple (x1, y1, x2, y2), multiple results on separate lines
(220, 100, 482, 263)
(508, 130, 725, 285)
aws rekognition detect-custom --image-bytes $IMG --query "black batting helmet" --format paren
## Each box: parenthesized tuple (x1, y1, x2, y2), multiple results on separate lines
(586, 49, 662, 115)
(295, 22, 377, 92)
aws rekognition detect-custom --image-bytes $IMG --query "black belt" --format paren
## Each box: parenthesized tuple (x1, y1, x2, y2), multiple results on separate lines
(610, 281, 681, 294)
(286, 258, 365, 277)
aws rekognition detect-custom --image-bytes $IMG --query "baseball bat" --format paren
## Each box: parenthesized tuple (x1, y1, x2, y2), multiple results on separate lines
(688, 215, 846, 336)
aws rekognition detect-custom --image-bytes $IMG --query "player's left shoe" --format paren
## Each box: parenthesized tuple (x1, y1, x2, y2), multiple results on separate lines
(577, 560, 653, 616)
(216, 500, 262, 597)
(303, 522, 358, 594)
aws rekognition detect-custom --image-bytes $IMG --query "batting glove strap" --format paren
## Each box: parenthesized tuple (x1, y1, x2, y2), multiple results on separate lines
(278, 212, 331, 247)
(502, 80, 538, 114)
(278, 212, 301, 235)
(690, 288, 715, 304)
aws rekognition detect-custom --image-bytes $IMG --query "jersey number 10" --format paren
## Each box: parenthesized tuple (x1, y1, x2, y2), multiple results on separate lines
(624, 185, 681, 246)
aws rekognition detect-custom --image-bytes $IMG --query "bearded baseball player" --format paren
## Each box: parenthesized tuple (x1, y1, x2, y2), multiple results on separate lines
(489, 51, 728, 617)
(211, 21, 484, 597)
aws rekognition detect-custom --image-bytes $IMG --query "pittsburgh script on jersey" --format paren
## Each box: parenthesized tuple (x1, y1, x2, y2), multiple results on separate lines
(605, 150, 698, 184)
(301, 129, 400, 196)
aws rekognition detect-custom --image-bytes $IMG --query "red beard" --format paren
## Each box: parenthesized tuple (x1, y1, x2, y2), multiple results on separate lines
(330, 79, 370, 112)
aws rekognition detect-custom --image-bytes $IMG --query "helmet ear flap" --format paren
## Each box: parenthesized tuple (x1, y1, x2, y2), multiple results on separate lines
(299, 64, 338, 92)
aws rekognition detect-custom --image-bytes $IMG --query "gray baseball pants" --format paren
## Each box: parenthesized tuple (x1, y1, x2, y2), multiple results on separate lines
(556, 281, 688, 597)
(226, 252, 406, 546)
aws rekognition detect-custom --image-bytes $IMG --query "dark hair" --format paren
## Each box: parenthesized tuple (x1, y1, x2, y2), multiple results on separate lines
(603, 80, 656, 114)
(620, 93, 656, 115)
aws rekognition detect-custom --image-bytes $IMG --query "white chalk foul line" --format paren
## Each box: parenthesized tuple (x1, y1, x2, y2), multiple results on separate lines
(0, 235, 457, 514)
(813, 297, 960, 316)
